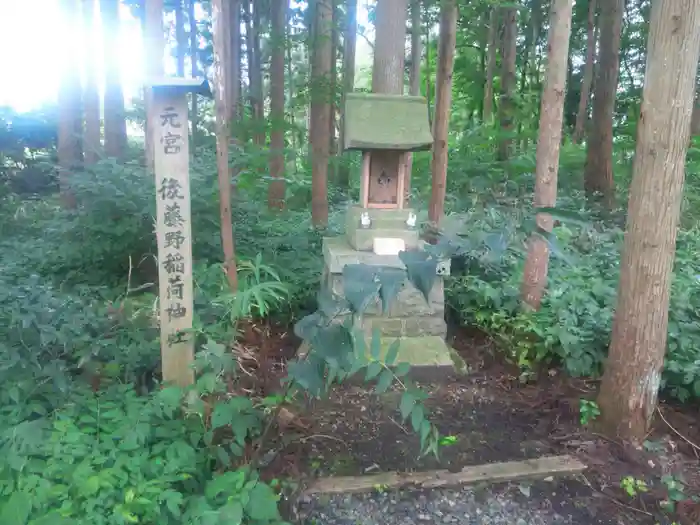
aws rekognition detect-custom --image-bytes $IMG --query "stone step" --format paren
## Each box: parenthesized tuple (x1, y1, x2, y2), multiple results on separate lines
(340, 314, 447, 338)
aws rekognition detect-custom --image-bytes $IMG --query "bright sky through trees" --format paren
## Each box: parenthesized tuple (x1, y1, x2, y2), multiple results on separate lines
(0, 0, 143, 112)
(0, 0, 373, 113)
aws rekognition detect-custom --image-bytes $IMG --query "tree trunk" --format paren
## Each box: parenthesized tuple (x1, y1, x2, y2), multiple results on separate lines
(175, 0, 186, 76)
(337, 0, 357, 189)
(573, 0, 598, 144)
(229, 1, 241, 123)
(144, 0, 165, 170)
(101, 0, 128, 159)
(428, 0, 457, 227)
(268, 0, 287, 208)
(245, 0, 264, 146)
(188, 0, 199, 145)
(82, 0, 101, 165)
(583, 0, 623, 207)
(483, 7, 498, 122)
(692, 90, 700, 135)
(58, 0, 83, 208)
(372, 0, 409, 94)
(212, 0, 239, 291)
(520, 0, 574, 310)
(497, 7, 517, 161)
(597, 0, 700, 443)
(404, 0, 423, 203)
(310, 0, 333, 227)
(328, 0, 338, 184)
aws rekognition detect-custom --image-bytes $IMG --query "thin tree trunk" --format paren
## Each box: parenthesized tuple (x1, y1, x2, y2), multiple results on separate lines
(286, 13, 297, 170)
(268, 0, 287, 208)
(483, 7, 498, 122)
(82, 0, 101, 165)
(425, 19, 432, 126)
(338, 0, 357, 189)
(212, 0, 239, 291)
(101, 0, 128, 159)
(144, 0, 165, 170)
(310, 0, 333, 227)
(175, 0, 186, 76)
(583, 0, 623, 207)
(245, 0, 264, 146)
(428, 0, 457, 227)
(58, 0, 83, 207)
(497, 7, 517, 161)
(404, 0, 423, 203)
(188, 0, 199, 145)
(328, 0, 338, 184)
(520, 0, 574, 310)
(597, 0, 700, 442)
(229, 1, 241, 122)
(573, 0, 598, 144)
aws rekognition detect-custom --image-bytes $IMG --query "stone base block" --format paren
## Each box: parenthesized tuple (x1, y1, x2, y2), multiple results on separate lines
(326, 271, 444, 318)
(323, 237, 451, 276)
(339, 314, 447, 338)
(347, 227, 420, 252)
(345, 206, 421, 251)
(298, 336, 465, 377)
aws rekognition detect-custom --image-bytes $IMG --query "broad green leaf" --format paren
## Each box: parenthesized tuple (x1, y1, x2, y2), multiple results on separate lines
(294, 312, 324, 341)
(245, 482, 281, 520)
(399, 392, 416, 421)
(376, 267, 405, 313)
(221, 501, 244, 524)
(287, 359, 325, 397)
(375, 369, 394, 394)
(211, 402, 234, 430)
(0, 491, 31, 525)
(394, 362, 411, 377)
(410, 404, 425, 433)
(342, 264, 381, 314)
(384, 339, 400, 366)
(399, 250, 437, 303)
(365, 361, 383, 381)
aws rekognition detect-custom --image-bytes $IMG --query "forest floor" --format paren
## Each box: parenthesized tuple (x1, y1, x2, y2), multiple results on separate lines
(247, 325, 700, 525)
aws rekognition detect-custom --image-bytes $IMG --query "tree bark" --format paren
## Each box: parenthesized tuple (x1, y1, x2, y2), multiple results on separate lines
(82, 0, 101, 165)
(188, 0, 199, 145)
(144, 0, 165, 170)
(573, 0, 598, 144)
(520, 0, 574, 310)
(404, 0, 423, 203)
(229, 0, 241, 122)
(337, 0, 358, 189)
(428, 0, 457, 227)
(310, 0, 333, 227)
(101, 0, 128, 159)
(583, 0, 623, 207)
(212, 0, 239, 291)
(497, 7, 517, 161)
(372, 0, 409, 94)
(58, 0, 83, 208)
(245, 0, 264, 146)
(483, 7, 498, 122)
(328, 0, 339, 184)
(175, 0, 186, 76)
(268, 0, 287, 208)
(596, 0, 700, 443)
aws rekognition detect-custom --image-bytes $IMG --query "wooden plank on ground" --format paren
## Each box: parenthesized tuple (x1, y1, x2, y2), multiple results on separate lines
(304, 455, 586, 495)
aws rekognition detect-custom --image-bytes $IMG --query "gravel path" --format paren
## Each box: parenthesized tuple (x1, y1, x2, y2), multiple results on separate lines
(298, 479, 628, 525)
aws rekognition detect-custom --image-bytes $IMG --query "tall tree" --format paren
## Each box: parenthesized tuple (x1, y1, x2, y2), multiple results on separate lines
(338, 0, 358, 189)
(573, 0, 598, 144)
(310, 0, 333, 227)
(372, 0, 408, 94)
(428, 0, 457, 227)
(583, 0, 624, 206)
(144, 0, 165, 170)
(212, 0, 239, 290)
(245, 0, 264, 146)
(596, 0, 700, 442)
(497, 6, 517, 161)
(521, 0, 574, 310)
(82, 0, 101, 165)
(188, 0, 199, 144)
(482, 6, 498, 122)
(404, 0, 423, 202)
(268, 0, 287, 208)
(228, 1, 241, 122)
(174, 0, 186, 76)
(328, 0, 338, 183)
(101, 0, 128, 159)
(58, 0, 83, 208)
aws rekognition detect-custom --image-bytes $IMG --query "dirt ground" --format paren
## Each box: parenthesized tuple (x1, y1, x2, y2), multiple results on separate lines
(243, 323, 700, 525)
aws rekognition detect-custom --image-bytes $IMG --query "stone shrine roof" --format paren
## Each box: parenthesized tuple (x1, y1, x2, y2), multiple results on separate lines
(343, 93, 433, 152)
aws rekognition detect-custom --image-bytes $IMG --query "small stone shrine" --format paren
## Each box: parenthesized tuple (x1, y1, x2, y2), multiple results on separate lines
(320, 92, 458, 371)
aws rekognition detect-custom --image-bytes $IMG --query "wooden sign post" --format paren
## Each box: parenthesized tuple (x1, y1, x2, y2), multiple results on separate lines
(146, 78, 211, 388)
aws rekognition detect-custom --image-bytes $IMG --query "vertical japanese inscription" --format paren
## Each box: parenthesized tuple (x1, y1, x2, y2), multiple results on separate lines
(153, 93, 194, 386)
